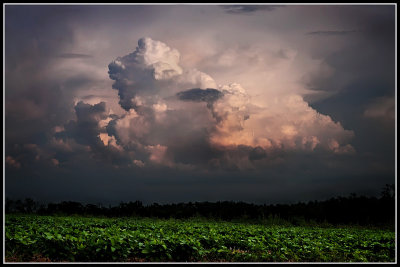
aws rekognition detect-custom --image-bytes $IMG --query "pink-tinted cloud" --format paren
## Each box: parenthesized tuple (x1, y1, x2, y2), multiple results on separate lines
(101, 38, 355, 169)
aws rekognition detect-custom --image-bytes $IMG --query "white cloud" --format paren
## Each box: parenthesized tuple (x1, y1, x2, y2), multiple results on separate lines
(108, 37, 217, 111)
(133, 159, 145, 167)
(210, 89, 354, 153)
(100, 38, 356, 168)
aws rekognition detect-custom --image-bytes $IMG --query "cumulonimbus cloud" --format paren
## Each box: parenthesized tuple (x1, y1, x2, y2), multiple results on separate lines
(108, 37, 216, 111)
(58, 37, 355, 170)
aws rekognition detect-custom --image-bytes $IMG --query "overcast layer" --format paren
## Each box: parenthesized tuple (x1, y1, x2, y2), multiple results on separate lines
(5, 4, 396, 205)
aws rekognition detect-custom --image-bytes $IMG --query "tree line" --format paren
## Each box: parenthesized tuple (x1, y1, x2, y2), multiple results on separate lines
(5, 184, 395, 227)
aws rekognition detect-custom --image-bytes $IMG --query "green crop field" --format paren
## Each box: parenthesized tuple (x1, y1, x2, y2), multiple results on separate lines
(5, 215, 395, 262)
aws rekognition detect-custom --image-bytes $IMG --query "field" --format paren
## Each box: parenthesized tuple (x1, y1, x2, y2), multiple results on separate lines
(5, 215, 396, 262)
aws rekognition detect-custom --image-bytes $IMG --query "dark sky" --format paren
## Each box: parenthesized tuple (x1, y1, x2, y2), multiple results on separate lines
(4, 4, 396, 205)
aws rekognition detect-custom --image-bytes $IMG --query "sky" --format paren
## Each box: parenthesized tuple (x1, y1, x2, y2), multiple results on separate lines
(4, 4, 396, 205)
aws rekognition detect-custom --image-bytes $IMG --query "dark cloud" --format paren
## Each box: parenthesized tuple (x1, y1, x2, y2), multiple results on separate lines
(176, 88, 224, 104)
(304, 6, 394, 108)
(249, 146, 267, 161)
(221, 5, 280, 14)
(56, 53, 93, 59)
(56, 101, 108, 148)
(5, 5, 395, 206)
(304, 6, 395, 185)
(166, 130, 222, 166)
(306, 30, 359, 36)
(6, 140, 394, 205)
(5, 5, 99, 157)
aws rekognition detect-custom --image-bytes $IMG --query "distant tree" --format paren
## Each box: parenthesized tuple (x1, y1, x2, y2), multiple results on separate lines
(381, 184, 395, 200)
(5, 198, 15, 213)
(15, 199, 25, 213)
(24, 198, 38, 213)
(5, 188, 395, 227)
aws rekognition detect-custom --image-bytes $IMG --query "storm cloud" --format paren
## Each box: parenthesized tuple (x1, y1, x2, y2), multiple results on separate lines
(98, 38, 356, 171)
(5, 5, 395, 205)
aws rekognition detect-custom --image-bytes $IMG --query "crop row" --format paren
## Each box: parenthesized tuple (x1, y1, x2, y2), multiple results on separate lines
(5, 215, 395, 262)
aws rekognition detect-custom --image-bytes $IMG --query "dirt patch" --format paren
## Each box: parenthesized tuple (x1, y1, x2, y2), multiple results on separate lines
(5, 253, 52, 262)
